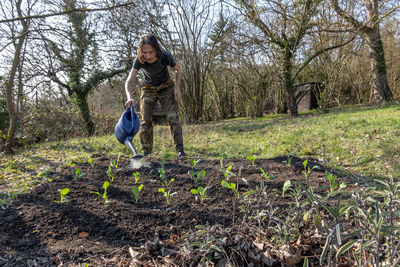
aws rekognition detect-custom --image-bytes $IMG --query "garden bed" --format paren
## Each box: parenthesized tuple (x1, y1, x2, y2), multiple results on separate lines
(0, 155, 363, 266)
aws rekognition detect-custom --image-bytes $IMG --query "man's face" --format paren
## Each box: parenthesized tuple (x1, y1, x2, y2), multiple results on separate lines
(142, 44, 157, 63)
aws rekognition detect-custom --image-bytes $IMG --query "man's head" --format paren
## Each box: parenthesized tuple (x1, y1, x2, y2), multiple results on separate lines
(137, 33, 162, 64)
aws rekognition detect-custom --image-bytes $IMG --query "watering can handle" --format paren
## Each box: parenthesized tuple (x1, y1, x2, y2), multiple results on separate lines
(129, 104, 134, 129)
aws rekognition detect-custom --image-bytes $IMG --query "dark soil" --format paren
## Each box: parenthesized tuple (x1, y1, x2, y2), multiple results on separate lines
(0, 156, 357, 266)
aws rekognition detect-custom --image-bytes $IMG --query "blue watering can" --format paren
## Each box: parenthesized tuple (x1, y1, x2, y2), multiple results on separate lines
(115, 104, 142, 160)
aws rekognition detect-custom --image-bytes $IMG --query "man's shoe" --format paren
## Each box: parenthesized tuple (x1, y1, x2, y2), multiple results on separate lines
(178, 151, 186, 159)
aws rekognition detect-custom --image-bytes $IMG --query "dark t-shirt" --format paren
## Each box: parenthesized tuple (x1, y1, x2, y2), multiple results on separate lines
(133, 50, 176, 86)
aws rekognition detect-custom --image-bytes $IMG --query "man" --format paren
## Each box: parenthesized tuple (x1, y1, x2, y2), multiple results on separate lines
(125, 33, 185, 158)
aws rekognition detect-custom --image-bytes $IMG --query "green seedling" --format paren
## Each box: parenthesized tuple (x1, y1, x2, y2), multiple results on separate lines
(281, 180, 291, 197)
(283, 154, 293, 166)
(107, 166, 115, 182)
(55, 188, 69, 202)
(325, 171, 346, 193)
(72, 167, 85, 180)
(260, 168, 276, 180)
(302, 160, 318, 185)
(221, 180, 239, 198)
(220, 160, 235, 180)
(190, 186, 208, 204)
(246, 155, 256, 166)
(132, 172, 141, 184)
(131, 184, 143, 203)
(90, 181, 110, 205)
(189, 159, 201, 170)
(107, 156, 122, 182)
(158, 187, 176, 205)
(193, 169, 206, 183)
(88, 157, 96, 167)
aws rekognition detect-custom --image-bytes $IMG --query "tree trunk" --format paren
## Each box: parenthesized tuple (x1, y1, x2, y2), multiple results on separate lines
(75, 93, 95, 136)
(5, 0, 28, 154)
(366, 30, 393, 102)
(282, 52, 298, 116)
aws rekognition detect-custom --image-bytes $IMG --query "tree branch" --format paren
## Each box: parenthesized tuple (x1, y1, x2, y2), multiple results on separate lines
(0, 2, 137, 23)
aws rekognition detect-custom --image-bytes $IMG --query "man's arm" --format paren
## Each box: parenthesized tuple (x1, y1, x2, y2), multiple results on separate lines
(173, 64, 182, 102)
(125, 67, 139, 107)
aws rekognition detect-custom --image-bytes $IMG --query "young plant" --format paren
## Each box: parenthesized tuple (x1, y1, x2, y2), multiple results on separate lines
(107, 156, 122, 182)
(220, 160, 235, 180)
(106, 166, 115, 182)
(158, 187, 176, 205)
(131, 184, 143, 203)
(325, 171, 346, 194)
(72, 168, 85, 180)
(221, 180, 239, 198)
(302, 160, 318, 185)
(55, 188, 69, 202)
(193, 169, 206, 183)
(132, 172, 141, 184)
(190, 186, 208, 204)
(260, 168, 276, 180)
(90, 181, 110, 205)
(188, 159, 201, 178)
(88, 157, 96, 167)
(281, 180, 292, 197)
(246, 155, 256, 166)
(283, 154, 293, 166)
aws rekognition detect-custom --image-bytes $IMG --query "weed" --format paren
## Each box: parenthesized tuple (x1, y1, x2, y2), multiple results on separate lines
(131, 184, 143, 203)
(158, 187, 176, 205)
(90, 181, 110, 205)
(190, 186, 208, 204)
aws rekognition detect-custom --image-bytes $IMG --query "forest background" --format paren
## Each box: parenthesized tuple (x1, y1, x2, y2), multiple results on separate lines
(1, 0, 400, 153)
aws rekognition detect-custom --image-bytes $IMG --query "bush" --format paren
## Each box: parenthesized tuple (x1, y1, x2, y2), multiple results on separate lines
(0, 98, 8, 132)
(16, 102, 87, 146)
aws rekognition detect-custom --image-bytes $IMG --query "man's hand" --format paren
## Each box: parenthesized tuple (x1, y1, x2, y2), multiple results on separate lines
(174, 88, 182, 102)
(125, 98, 135, 107)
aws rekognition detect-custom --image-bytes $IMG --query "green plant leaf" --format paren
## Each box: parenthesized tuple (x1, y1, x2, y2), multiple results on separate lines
(60, 188, 69, 196)
(336, 239, 357, 259)
(320, 235, 331, 265)
(103, 181, 110, 190)
(303, 256, 309, 267)
(191, 189, 198, 194)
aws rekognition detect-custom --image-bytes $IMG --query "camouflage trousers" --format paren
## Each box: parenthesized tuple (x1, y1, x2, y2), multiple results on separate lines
(139, 80, 184, 154)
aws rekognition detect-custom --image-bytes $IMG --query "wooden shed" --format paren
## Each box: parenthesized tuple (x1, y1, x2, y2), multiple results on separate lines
(294, 82, 321, 112)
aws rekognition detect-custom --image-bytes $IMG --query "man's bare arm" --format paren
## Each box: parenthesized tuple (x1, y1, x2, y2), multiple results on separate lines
(125, 67, 139, 107)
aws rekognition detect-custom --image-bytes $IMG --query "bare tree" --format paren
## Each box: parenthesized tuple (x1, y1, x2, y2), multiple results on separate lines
(1, 0, 30, 153)
(43, 0, 129, 135)
(330, 0, 398, 102)
(148, 0, 222, 123)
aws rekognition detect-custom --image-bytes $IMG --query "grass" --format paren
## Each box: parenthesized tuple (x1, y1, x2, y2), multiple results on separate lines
(1, 102, 399, 201)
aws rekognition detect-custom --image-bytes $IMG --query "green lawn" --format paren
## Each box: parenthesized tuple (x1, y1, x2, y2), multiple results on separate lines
(1, 102, 399, 199)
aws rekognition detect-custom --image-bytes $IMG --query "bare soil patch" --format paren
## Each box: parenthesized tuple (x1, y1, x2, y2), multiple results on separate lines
(0, 156, 357, 266)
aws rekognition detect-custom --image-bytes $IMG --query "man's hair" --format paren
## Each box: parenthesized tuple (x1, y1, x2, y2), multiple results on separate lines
(137, 33, 162, 64)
